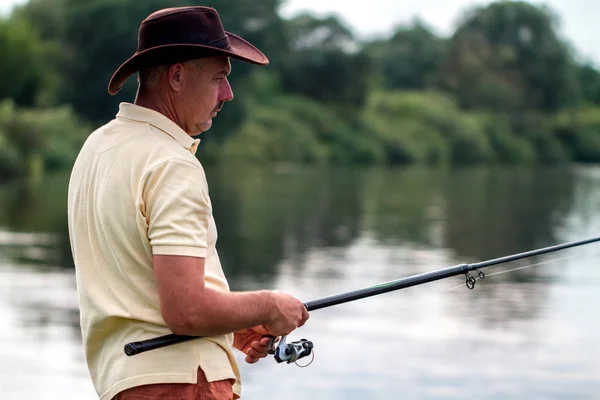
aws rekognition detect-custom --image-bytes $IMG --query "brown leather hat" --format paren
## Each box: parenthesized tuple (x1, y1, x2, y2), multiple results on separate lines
(107, 6, 269, 95)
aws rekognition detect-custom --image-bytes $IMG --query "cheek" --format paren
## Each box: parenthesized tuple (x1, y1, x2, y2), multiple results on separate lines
(199, 86, 218, 107)
(201, 89, 220, 114)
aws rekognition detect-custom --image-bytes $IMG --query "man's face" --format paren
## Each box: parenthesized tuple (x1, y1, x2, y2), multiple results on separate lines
(178, 56, 233, 136)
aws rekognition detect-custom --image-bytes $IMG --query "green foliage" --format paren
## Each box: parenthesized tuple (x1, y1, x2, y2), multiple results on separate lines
(1, 0, 600, 179)
(440, 1, 581, 112)
(513, 112, 570, 163)
(364, 90, 495, 165)
(14, 0, 288, 124)
(222, 93, 384, 164)
(578, 63, 600, 106)
(554, 107, 600, 162)
(221, 106, 327, 164)
(450, 113, 496, 164)
(437, 29, 525, 112)
(0, 99, 89, 181)
(475, 113, 536, 163)
(365, 19, 446, 90)
(29, 105, 90, 170)
(280, 14, 370, 109)
(262, 95, 384, 164)
(0, 15, 44, 106)
(0, 131, 23, 182)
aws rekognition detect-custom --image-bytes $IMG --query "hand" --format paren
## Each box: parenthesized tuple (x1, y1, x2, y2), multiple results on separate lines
(234, 325, 274, 364)
(263, 291, 310, 337)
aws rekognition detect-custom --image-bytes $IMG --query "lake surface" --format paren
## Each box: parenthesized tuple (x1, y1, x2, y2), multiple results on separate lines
(1, 164, 599, 399)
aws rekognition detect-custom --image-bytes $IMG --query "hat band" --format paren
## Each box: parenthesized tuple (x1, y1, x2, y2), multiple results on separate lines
(205, 35, 231, 50)
(138, 33, 232, 52)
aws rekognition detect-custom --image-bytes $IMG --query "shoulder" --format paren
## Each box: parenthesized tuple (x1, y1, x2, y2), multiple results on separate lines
(141, 157, 210, 207)
(113, 118, 206, 180)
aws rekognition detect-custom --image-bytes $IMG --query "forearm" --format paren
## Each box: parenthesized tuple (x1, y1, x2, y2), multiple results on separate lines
(153, 255, 306, 337)
(166, 287, 277, 337)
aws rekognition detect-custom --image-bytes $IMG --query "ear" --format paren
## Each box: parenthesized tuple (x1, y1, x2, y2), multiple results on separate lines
(167, 63, 185, 92)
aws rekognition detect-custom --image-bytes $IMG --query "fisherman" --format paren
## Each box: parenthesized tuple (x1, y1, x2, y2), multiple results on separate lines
(67, 6, 309, 400)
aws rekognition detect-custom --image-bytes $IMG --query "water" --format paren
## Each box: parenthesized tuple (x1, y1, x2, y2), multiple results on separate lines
(1, 165, 599, 399)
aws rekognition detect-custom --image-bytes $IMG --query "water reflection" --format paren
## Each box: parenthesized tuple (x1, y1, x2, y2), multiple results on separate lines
(208, 165, 363, 282)
(442, 166, 575, 259)
(1, 165, 599, 399)
(0, 172, 72, 268)
(0, 263, 94, 398)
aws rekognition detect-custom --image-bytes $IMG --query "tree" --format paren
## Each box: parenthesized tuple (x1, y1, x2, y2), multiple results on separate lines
(364, 19, 446, 90)
(11, 0, 71, 106)
(15, 0, 289, 125)
(280, 13, 370, 109)
(0, 16, 44, 106)
(578, 63, 600, 106)
(438, 1, 581, 113)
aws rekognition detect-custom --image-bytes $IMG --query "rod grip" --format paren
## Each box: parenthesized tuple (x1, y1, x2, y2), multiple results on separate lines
(124, 334, 197, 356)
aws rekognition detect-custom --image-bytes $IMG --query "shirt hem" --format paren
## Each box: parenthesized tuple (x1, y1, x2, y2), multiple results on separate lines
(100, 373, 194, 400)
(152, 245, 207, 257)
(99, 369, 240, 400)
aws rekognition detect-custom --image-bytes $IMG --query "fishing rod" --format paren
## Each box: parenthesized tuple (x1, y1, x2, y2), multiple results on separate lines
(124, 236, 600, 363)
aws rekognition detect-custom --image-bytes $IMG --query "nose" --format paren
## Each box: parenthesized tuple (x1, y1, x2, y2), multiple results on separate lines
(219, 78, 234, 102)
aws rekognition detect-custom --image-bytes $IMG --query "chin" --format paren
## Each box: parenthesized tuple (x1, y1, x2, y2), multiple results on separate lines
(200, 119, 213, 132)
(191, 120, 212, 136)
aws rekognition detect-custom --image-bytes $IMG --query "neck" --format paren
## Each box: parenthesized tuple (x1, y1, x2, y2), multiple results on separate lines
(135, 90, 187, 134)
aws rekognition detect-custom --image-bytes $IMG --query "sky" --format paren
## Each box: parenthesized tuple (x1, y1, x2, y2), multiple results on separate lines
(280, 0, 600, 65)
(1, 0, 599, 64)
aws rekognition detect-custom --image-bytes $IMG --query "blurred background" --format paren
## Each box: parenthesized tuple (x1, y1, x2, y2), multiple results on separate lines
(1, 0, 600, 399)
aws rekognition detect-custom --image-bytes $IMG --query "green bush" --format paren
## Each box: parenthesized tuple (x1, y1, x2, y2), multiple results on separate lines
(554, 107, 600, 162)
(0, 99, 89, 181)
(222, 93, 385, 165)
(32, 105, 90, 170)
(0, 15, 44, 106)
(363, 90, 496, 165)
(268, 95, 384, 164)
(514, 113, 570, 163)
(446, 113, 494, 164)
(475, 113, 536, 163)
(0, 130, 23, 181)
(221, 107, 327, 164)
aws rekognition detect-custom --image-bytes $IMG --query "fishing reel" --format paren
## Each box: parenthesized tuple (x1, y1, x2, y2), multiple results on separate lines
(268, 335, 314, 366)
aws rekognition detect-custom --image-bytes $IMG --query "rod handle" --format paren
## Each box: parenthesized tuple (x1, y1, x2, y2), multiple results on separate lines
(124, 334, 197, 356)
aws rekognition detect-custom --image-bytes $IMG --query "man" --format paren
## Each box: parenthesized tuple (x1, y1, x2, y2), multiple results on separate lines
(67, 6, 309, 400)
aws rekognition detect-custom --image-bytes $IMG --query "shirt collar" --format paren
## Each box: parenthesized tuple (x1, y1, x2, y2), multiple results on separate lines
(116, 102, 201, 155)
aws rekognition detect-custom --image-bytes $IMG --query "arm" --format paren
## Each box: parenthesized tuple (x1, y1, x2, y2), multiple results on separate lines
(146, 160, 308, 337)
(154, 254, 307, 337)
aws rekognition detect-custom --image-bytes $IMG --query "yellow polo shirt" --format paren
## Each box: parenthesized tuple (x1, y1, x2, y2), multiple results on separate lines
(67, 103, 241, 399)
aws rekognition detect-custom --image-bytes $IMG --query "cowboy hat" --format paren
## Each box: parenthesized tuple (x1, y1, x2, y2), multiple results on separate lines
(108, 6, 269, 95)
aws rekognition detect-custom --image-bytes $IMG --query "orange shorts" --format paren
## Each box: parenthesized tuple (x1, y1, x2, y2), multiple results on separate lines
(113, 367, 234, 400)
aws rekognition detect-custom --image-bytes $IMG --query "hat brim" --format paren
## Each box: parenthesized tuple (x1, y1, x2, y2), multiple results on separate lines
(107, 32, 269, 95)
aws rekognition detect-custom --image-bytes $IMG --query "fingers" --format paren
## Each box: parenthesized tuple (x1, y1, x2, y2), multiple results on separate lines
(243, 339, 271, 364)
(244, 350, 265, 364)
(267, 291, 310, 336)
(245, 341, 269, 357)
(300, 309, 310, 328)
(245, 355, 259, 364)
(234, 333, 260, 352)
(252, 339, 269, 352)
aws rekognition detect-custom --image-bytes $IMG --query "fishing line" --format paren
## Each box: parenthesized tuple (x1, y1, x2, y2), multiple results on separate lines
(391, 249, 600, 312)
(444, 254, 575, 293)
(453, 247, 600, 289)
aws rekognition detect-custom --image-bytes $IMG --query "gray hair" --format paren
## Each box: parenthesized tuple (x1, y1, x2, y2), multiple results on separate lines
(137, 58, 207, 91)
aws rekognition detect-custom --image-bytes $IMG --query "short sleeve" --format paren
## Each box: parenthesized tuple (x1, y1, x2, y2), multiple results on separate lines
(142, 158, 211, 257)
